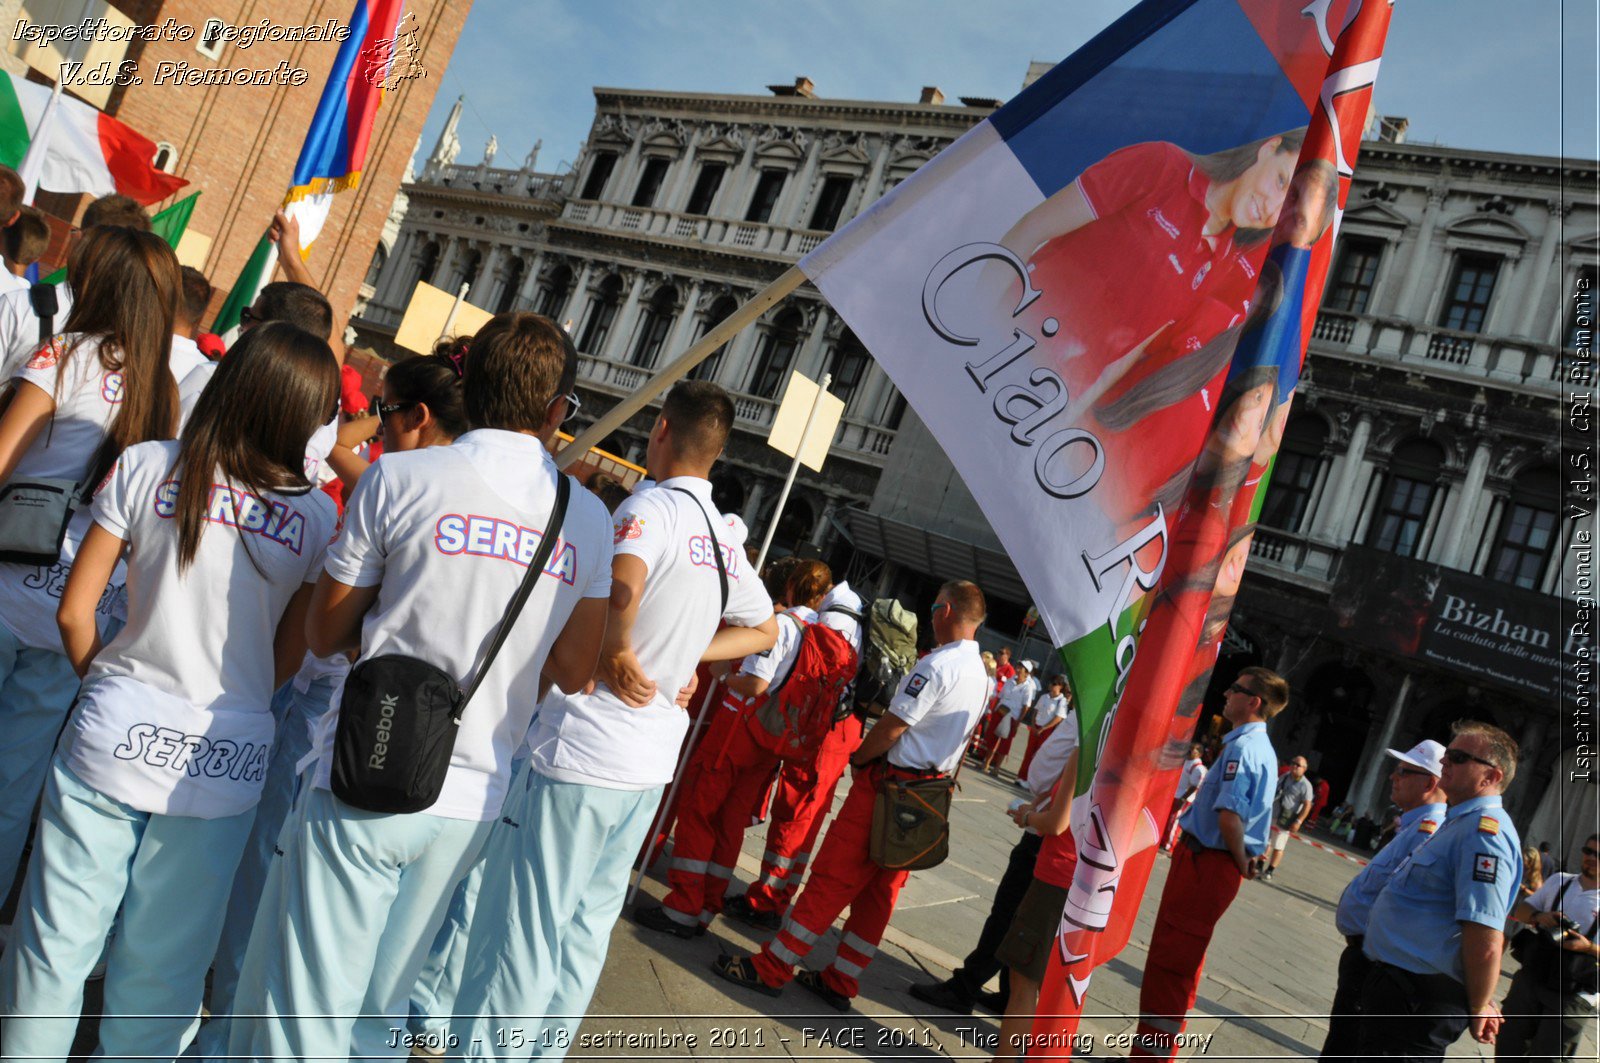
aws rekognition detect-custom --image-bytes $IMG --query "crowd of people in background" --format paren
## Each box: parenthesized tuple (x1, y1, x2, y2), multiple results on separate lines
(0, 165, 1591, 1063)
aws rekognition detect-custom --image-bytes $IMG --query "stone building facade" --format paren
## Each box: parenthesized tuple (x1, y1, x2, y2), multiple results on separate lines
(354, 78, 998, 550)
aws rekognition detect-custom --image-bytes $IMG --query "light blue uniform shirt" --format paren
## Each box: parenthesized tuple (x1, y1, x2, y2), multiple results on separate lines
(1363, 794, 1523, 981)
(1335, 801, 1446, 937)
(1179, 721, 1276, 856)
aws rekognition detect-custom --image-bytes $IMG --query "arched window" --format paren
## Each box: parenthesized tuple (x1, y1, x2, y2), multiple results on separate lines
(455, 249, 483, 294)
(364, 243, 388, 286)
(414, 241, 441, 288)
(628, 286, 678, 369)
(825, 329, 870, 410)
(1259, 416, 1328, 533)
(495, 257, 526, 314)
(577, 274, 623, 355)
(152, 141, 178, 173)
(690, 296, 738, 381)
(1367, 439, 1445, 558)
(536, 265, 573, 319)
(1488, 467, 1560, 589)
(748, 309, 802, 399)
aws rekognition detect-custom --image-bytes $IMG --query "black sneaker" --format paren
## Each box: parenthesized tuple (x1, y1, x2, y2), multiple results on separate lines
(796, 968, 852, 1012)
(1259, 868, 1275, 882)
(723, 892, 782, 932)
(633, 905, 700, 939)
(908, 978, 974, 1015)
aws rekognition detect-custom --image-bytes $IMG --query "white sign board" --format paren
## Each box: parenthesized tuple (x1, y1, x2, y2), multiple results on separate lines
(394, 280, 493, 355)
(768, 371, 845, 472)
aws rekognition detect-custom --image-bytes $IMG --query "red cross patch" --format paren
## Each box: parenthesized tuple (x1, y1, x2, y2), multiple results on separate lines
(1473, 854, 1500, 883)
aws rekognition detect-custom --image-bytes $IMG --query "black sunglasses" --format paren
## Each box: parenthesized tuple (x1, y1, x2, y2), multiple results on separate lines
(1442, 748, 1497, 770)
(1583, 847, 1600, 859)
(1226, 682, 1260, 699)
(378, 400, 418, 420)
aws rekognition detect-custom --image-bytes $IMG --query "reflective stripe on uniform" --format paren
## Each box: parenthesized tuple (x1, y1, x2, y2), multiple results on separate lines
(762, 849, 794, 870)
(671, 857, 710, 875)
(781, 915, 821, 945)
(663, 906, 699, 927)
(841, 931, 878, 959)
(707, 862, 735, 880)
(833, 955, 866, 978)
(769, 936, 804, 966)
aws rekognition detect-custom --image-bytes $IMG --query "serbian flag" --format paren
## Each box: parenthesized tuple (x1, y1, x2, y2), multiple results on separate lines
(0, 72, 187, 205)
(215, 0, 407, 332)
(797, 0, 1391, 1056)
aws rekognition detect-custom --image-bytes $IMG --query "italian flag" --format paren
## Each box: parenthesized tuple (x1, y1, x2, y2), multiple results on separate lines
(0, 72, 188, 205)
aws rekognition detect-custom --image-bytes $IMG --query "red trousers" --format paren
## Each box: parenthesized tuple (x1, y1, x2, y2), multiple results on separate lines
(1131, 842, 1244, 1059)
(640, 678, 745, 868)
(752, 763, 916, 999)
(661, 715, 780, 929)
(970, 703, 1003, 758)
(743, 715, 862, 916)
(1017, 723, 1055, 780)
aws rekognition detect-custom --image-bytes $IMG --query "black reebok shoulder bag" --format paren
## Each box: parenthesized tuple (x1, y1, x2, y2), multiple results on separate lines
(331, 475, 572, 813)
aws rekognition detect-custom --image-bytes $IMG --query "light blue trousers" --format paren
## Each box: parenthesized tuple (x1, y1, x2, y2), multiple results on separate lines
(227, 787, 492, 1063)
(0, 758, 254, 1063)
(195, 673, 340, 1059)
(0, 625, 82, 903)
(407, 758, 524, 1042)
(451, 772, 661, 1062)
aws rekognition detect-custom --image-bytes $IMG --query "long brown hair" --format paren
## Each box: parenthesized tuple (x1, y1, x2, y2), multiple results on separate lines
(59, 227, 180, 490)
(1189, 127, 1308, 247)
(174, 322, 339, 571)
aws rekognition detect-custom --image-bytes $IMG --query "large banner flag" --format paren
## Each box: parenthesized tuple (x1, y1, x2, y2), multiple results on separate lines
(215, 0, 407, 332)
(0, 72, 188, 205)
(798, 0, 1392, 1055)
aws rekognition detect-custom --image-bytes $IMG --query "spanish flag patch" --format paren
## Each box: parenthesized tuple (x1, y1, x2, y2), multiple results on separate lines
(1419, 819, 1439, 835)
(1478, 816, 1500, 835)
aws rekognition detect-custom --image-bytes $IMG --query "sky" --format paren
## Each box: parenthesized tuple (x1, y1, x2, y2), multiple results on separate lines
(412, 0, 1600, 180)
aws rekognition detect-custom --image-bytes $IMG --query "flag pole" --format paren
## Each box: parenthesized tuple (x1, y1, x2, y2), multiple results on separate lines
(755, 371, 831, 571)
(439, 281, 470, 344)
(626, 677, 723, 911)
(555, 266, 807, 470)
(17, 78, 63, 205)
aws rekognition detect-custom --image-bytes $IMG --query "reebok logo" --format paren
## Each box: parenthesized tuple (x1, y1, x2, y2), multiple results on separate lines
(369, 693, 399, 769)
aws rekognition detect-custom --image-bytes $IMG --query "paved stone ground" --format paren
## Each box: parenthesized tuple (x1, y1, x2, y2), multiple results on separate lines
(570, 738, 1596, 1061)
(9, 734, 1594, 1060)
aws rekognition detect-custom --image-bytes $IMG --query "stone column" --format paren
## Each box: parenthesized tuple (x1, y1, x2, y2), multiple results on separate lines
(774, 134, 823, 228)
(514, 252, 547, 312)
(564, 260, 598, 344)
(795, 306, 833, 379)
(600, 271, 648, 364)
(1514, 202, 1569, 337)
(742, 478, 769, 526)
(720, 135, 760, 219)
(1310, 415, 1373, 540)
(859, 134, 897, 211)
(1388, 188, 1446, 320)
(662, 280, 704, 364)
(1502, 715, 1549, 814)
(663, 135, 700, 211)
(1349, 673, 1412, 818)
(1434, 442, 1493, 568)
(723, 322, 765, 393)
(373, 230, 416, 307)
(611, 132, 646, 205)
(811, 499, 838, 546)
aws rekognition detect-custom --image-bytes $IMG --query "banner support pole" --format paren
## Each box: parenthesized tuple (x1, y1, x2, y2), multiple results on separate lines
(755, 371, 831, 571)
(556, 266, 807, 470)
(625, 677, 723, 912)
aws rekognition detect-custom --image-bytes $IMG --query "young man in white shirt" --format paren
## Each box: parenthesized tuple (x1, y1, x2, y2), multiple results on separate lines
(450, 380, 778, 1060)
(1017, 673, 1070, 781)
(983, 660, 1038, 775)
(227, 313, 615, 1062)
(1162, 743, 1209, 852)
(716, 580, 990, 1011)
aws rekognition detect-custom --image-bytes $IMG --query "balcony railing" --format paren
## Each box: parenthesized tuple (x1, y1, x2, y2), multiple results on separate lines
(575, 352, 897, 466)
(427, 164, 571, 204)
(1309, 310, 1565, 391)
(559, 200, 831, 259)
(1248, 526, 1343, 587)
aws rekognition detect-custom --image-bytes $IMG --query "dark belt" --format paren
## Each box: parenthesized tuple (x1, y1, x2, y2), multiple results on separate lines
(1344, 934, 1364, 950)
(886, 763, 947, 780)
(1180, 831, 1224, 855)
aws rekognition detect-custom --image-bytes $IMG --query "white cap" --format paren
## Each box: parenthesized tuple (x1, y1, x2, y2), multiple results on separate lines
(1020, 659, 1037, 673)
(1386, 739, 1446, 777)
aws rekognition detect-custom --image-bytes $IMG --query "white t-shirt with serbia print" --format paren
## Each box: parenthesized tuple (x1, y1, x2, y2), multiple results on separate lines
(60, 440, 338, 818)
(310, 429, 614, 821)
(0, 335, 128, 652)
(527, 476, 774, 791)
